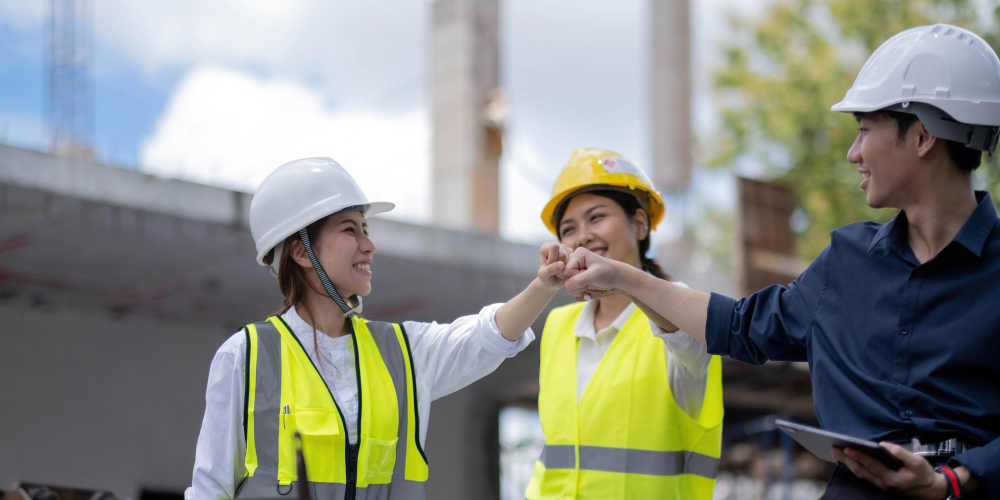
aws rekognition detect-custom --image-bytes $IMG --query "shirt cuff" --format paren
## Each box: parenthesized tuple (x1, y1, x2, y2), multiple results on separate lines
(477, 303, 535, 358)
(705, 292, 737, 356)
(949, 446, 1000, 497)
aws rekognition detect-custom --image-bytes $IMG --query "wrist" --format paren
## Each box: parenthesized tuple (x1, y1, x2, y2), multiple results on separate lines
(533, 276, 561, 295)
(934, 465, 973, 499)
(929, 471, 949, 500)
(615, 260, 643, 292)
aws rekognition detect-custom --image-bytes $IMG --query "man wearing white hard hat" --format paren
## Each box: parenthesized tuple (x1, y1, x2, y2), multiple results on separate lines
(557, 24, 1000, 498)
(186, 158, 569, 499)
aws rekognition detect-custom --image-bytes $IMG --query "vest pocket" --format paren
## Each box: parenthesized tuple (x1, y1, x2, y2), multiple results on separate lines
(360, 436, 398, 484)
(291, 408, 342, 481)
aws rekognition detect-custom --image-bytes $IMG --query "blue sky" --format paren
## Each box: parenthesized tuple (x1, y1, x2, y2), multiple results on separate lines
(0, 0, 764, 244)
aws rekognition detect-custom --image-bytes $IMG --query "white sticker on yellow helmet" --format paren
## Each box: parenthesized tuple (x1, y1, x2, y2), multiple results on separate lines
(601, 157, 642, 177)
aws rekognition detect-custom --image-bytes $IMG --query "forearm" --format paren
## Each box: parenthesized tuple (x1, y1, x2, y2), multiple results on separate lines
(628, 294, 679, 333)
(956, 466, 979, 495)
(495, 278, 559, 341)
(618, 264, 711, 343)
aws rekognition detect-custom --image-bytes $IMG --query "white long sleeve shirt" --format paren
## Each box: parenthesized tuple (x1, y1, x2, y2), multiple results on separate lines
(186, 304, 533, 500)
(574, 284, 711, 419)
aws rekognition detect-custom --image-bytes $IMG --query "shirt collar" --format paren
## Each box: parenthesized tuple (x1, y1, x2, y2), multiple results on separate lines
(575, 300, 637, 341)
(868, 191, 998, 257)
(951, 191, 998, 257)
(868, 212, 906, 254)
(283, 305, 353, 349)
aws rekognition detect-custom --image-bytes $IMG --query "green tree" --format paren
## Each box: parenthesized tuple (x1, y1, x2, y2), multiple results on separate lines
(710, 0, 1000, 259)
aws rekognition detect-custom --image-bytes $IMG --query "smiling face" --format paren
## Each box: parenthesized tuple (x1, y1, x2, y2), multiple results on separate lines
(292, 209, 376, 298)
(848, 113, 922, 209)
(557, 192, 647, 268)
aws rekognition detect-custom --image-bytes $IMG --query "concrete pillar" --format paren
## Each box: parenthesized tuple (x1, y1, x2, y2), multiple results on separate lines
(650, 0, 692, 190)
(431, 0, 502, 234)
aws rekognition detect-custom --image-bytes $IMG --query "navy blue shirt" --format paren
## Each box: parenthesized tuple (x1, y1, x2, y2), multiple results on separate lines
(706, 191, 1000, 494)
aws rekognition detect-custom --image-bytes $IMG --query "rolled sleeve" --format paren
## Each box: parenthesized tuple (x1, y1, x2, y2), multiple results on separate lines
(407, 303, 535, 402)
(705, 292, 738, 357)
(477, 302, 536, 358)
(950, 438, 1000, 497)
(703, 246, 829, 366)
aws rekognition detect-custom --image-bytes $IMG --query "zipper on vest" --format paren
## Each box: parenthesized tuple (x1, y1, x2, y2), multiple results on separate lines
(347, 324, 363, 500)
(345, 442, 360, 500)
(274, 317, 356, 500)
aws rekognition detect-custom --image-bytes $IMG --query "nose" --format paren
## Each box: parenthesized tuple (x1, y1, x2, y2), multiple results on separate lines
(360, 232, 376, 255)
(847, 134, 863, 165)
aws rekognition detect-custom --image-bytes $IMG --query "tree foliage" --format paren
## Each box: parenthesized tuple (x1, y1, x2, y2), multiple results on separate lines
(710, 0, 1000, 259)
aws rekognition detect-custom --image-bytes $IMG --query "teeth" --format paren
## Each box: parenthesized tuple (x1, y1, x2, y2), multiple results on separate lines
(354, 263, 370, 271)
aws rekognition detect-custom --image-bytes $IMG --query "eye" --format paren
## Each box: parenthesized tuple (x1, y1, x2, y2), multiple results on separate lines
(344, 227, 355, 234)
(560, 227, 575, 238)
(590, 214, 604, 222)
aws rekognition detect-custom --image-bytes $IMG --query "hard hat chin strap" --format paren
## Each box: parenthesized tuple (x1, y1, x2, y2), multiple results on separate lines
(298, 228, 363, 318)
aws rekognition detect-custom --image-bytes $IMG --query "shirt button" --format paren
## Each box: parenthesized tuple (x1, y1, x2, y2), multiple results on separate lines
(901, 328, 909, 335)
(915, 270, 923, 277)
(905, 410, 913, 416)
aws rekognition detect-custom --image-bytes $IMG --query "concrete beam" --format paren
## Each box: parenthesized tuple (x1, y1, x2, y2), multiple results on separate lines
(0, 144, 248, 226)
(0, 145, 540, 278)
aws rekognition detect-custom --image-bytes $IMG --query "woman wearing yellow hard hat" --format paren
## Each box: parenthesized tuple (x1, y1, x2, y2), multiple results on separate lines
(525, 149, 724, 499)
(187, 157, 567, 500)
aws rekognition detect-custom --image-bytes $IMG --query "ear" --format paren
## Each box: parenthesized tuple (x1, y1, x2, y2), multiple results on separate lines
(288, 238, 314, 270)
(913, 121, 938, 159)
(633, 208, 650, 241)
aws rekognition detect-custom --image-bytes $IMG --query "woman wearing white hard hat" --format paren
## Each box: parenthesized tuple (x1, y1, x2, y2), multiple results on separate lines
(186, 157, 564, 500)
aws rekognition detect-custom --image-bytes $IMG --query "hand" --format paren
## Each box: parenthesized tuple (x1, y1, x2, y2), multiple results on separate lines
(537, 242, 573, 291)
(563, 247, 625, 301)
(831, 443, 946, 500)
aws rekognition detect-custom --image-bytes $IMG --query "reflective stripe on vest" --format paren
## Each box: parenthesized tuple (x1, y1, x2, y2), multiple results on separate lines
(236, 316, 428, 500)
(539, 444, 719, 478)
(526, 302, 724, 500)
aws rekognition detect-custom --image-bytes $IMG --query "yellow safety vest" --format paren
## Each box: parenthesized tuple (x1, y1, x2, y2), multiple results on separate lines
(235, 315, 429, 499)
(526, 303, 724, 499)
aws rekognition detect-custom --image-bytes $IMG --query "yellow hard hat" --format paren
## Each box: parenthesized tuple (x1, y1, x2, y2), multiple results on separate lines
(541, 148, 665, 235)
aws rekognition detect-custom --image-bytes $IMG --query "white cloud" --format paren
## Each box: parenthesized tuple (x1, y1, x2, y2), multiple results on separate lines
(140, 65, 431, 224)
(94, 1, 429, 109)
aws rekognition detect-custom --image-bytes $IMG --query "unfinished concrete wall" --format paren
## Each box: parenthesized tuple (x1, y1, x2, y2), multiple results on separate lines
(0, 303, 228, 497)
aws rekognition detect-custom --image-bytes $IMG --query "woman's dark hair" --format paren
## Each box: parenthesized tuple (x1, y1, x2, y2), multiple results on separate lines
(554, 189, 671, 281)
(262, 215, 335, 372)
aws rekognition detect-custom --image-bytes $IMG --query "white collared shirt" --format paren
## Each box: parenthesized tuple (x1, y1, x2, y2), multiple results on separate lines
(574, 282, 711, 418)
(186, 304, 533, 500)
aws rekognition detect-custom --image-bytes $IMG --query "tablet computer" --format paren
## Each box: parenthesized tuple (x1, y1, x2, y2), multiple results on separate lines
(775, 419, 903, 470)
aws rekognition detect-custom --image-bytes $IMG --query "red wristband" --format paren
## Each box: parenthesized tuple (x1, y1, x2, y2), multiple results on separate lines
(935, 465, 962, 499)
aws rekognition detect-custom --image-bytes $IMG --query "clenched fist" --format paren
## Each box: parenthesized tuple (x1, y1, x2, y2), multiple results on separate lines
(564, 247, 627, 301)
(538, 242, 574, 291)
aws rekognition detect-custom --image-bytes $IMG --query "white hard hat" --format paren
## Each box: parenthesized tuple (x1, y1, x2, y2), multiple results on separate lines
(832, 24, 1000, 154)
(250, 157, 394, 275)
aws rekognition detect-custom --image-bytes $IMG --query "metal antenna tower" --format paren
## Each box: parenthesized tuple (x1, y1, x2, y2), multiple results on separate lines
(47, 0, 94, 159)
